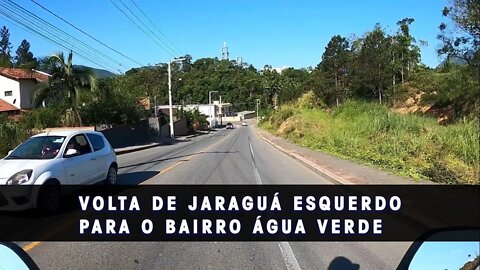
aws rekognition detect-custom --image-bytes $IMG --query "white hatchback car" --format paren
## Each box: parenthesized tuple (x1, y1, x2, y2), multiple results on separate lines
(0, 130, 117, 211)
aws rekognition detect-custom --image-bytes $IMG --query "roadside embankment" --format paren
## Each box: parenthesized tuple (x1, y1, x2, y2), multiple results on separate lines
(260, 98, 479, 184)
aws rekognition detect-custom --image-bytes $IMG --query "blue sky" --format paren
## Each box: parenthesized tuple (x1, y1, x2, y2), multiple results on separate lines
(0, 0, 448, 73)
(409, 241, 479, 270)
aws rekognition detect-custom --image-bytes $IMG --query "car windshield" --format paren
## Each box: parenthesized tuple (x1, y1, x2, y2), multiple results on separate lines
(6, 136, 66, 160)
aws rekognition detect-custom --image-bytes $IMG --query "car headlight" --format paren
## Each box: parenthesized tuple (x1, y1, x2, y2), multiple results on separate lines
(6, 170, 33, 185)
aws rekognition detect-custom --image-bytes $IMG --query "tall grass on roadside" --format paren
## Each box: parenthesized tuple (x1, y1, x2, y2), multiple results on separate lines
(260, 97, 479, 184)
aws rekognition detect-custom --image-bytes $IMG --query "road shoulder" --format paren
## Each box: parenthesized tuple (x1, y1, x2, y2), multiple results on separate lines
(255, 127, 433, 185)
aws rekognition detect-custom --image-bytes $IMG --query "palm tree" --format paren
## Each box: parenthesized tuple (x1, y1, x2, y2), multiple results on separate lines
(34, 51, 98, 126)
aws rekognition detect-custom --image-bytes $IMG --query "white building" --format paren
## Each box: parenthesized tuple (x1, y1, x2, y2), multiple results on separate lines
(155, 101, 234, 128)
(0, 68, 50, 110)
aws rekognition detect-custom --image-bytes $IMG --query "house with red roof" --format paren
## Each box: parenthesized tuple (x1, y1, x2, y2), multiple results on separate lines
(0, 68, 51, 114)
(0, 98, 20, 116)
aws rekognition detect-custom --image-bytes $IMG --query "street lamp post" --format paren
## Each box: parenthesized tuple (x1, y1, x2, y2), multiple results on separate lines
(256, 99, 260, 125)
(168, 57, 185, 138)
(209, 91, 218, 128)
(154, 95, 159, 136)
(219, 95, 223, 126)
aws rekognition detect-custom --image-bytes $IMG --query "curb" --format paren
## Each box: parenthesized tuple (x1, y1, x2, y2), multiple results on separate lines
(115, 143, 163, 155)
(186, 130, 212, 139)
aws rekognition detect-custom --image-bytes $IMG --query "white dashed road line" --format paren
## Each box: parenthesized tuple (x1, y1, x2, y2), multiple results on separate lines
(249, 139, 302, 270)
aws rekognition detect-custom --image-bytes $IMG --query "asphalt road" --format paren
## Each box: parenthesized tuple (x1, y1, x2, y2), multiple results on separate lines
(25, 122, 411, 269)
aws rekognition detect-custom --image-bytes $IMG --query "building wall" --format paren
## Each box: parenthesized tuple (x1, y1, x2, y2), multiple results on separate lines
(221, 105, 234, 116)
(157, 103, 225, 127)
(0, 76, 38, 109)
(0, 76, 20, 108)
(222, 116, 241, 122)
(184, 104, 218, 127)
(19, 80, 37, 109)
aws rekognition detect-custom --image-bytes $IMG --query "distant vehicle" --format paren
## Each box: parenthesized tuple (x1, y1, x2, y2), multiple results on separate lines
(226, 122, 233, 129)
(0, 130, 117, 212)
(242, 122, 248, 126)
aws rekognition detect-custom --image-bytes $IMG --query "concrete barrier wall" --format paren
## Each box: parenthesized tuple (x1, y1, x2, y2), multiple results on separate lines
(174, 117, 189, 136)
(98, 117, 189, 147)
(158, 117, 189, 137)
(242, 113, 256, 120)
(98, 120, 152, 148)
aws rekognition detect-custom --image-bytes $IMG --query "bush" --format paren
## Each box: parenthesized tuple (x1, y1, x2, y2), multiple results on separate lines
(269, 107, 294, 128)
(0, 115, 30, 157)
(19, 106, 63, 130)
(296, 91, 325, 109)
(175, 108, 208, 130)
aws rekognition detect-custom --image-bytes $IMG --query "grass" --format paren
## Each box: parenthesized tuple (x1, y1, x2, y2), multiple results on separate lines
(260, 97, 479, 184)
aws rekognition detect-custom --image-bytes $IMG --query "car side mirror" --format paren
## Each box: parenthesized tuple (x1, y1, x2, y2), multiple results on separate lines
(65, 149, 79, 157)
(7, 150, 13, 156)
(0, 242, 39, 270)
(398, 228, 480, 270)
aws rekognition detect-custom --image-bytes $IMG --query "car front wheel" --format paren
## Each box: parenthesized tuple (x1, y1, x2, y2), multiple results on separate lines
(105, 165, 117, 185)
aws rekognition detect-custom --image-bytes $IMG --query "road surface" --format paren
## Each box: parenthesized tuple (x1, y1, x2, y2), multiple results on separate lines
(26, 122, 411, 269)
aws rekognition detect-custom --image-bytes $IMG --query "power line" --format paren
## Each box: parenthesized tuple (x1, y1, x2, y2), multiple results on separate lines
(0, 11, 113, 71)
(128, 0, 183, 56)
(0, 2, 117, 71)
(107, 0, 177, 58)
(117, 0, 178, 57)
(0, 1, 118, 71)
(2, 0, 124, 71)
(29, 0, 145, 67)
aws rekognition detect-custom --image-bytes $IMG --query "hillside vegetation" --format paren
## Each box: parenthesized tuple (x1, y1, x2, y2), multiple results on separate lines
(260, 92, 479, 184)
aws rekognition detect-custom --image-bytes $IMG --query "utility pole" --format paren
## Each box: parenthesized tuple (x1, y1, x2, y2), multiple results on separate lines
(219, 95, 223, 126)
(154, 95, 159, 136)
(168, 57, 186, 138)
(256, 99, 260, 124)
(209, 91, 218, 129)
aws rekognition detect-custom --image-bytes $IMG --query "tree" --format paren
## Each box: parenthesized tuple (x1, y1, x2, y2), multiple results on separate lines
(394, 18, 420, 84)
(34, 51, 98, 126)
(438, 0, 479, 72)
(79, 80, 147, 126)
(437, 0, 480, 116)
(355, 25, 392, 103)
(318, 35, 351, 106)
(121, 64, 169, 106)
(261, 68, 282, 108)
(14, 39, 37, 69)
(0, 26, 12, 67)
(278, 68, 312, 105)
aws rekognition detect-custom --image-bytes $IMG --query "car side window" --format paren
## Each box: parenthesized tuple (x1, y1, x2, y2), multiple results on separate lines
(86, 134, 105, 151)
(64, 134, 92, 157)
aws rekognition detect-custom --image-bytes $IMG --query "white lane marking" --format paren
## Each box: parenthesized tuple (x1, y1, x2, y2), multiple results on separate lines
(278, 242, 302, 270)
(249, 138, 302, 270)
(249, 141, 255, 158)
(249, 139, 261, 184)
(251, 161, 262, 185)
